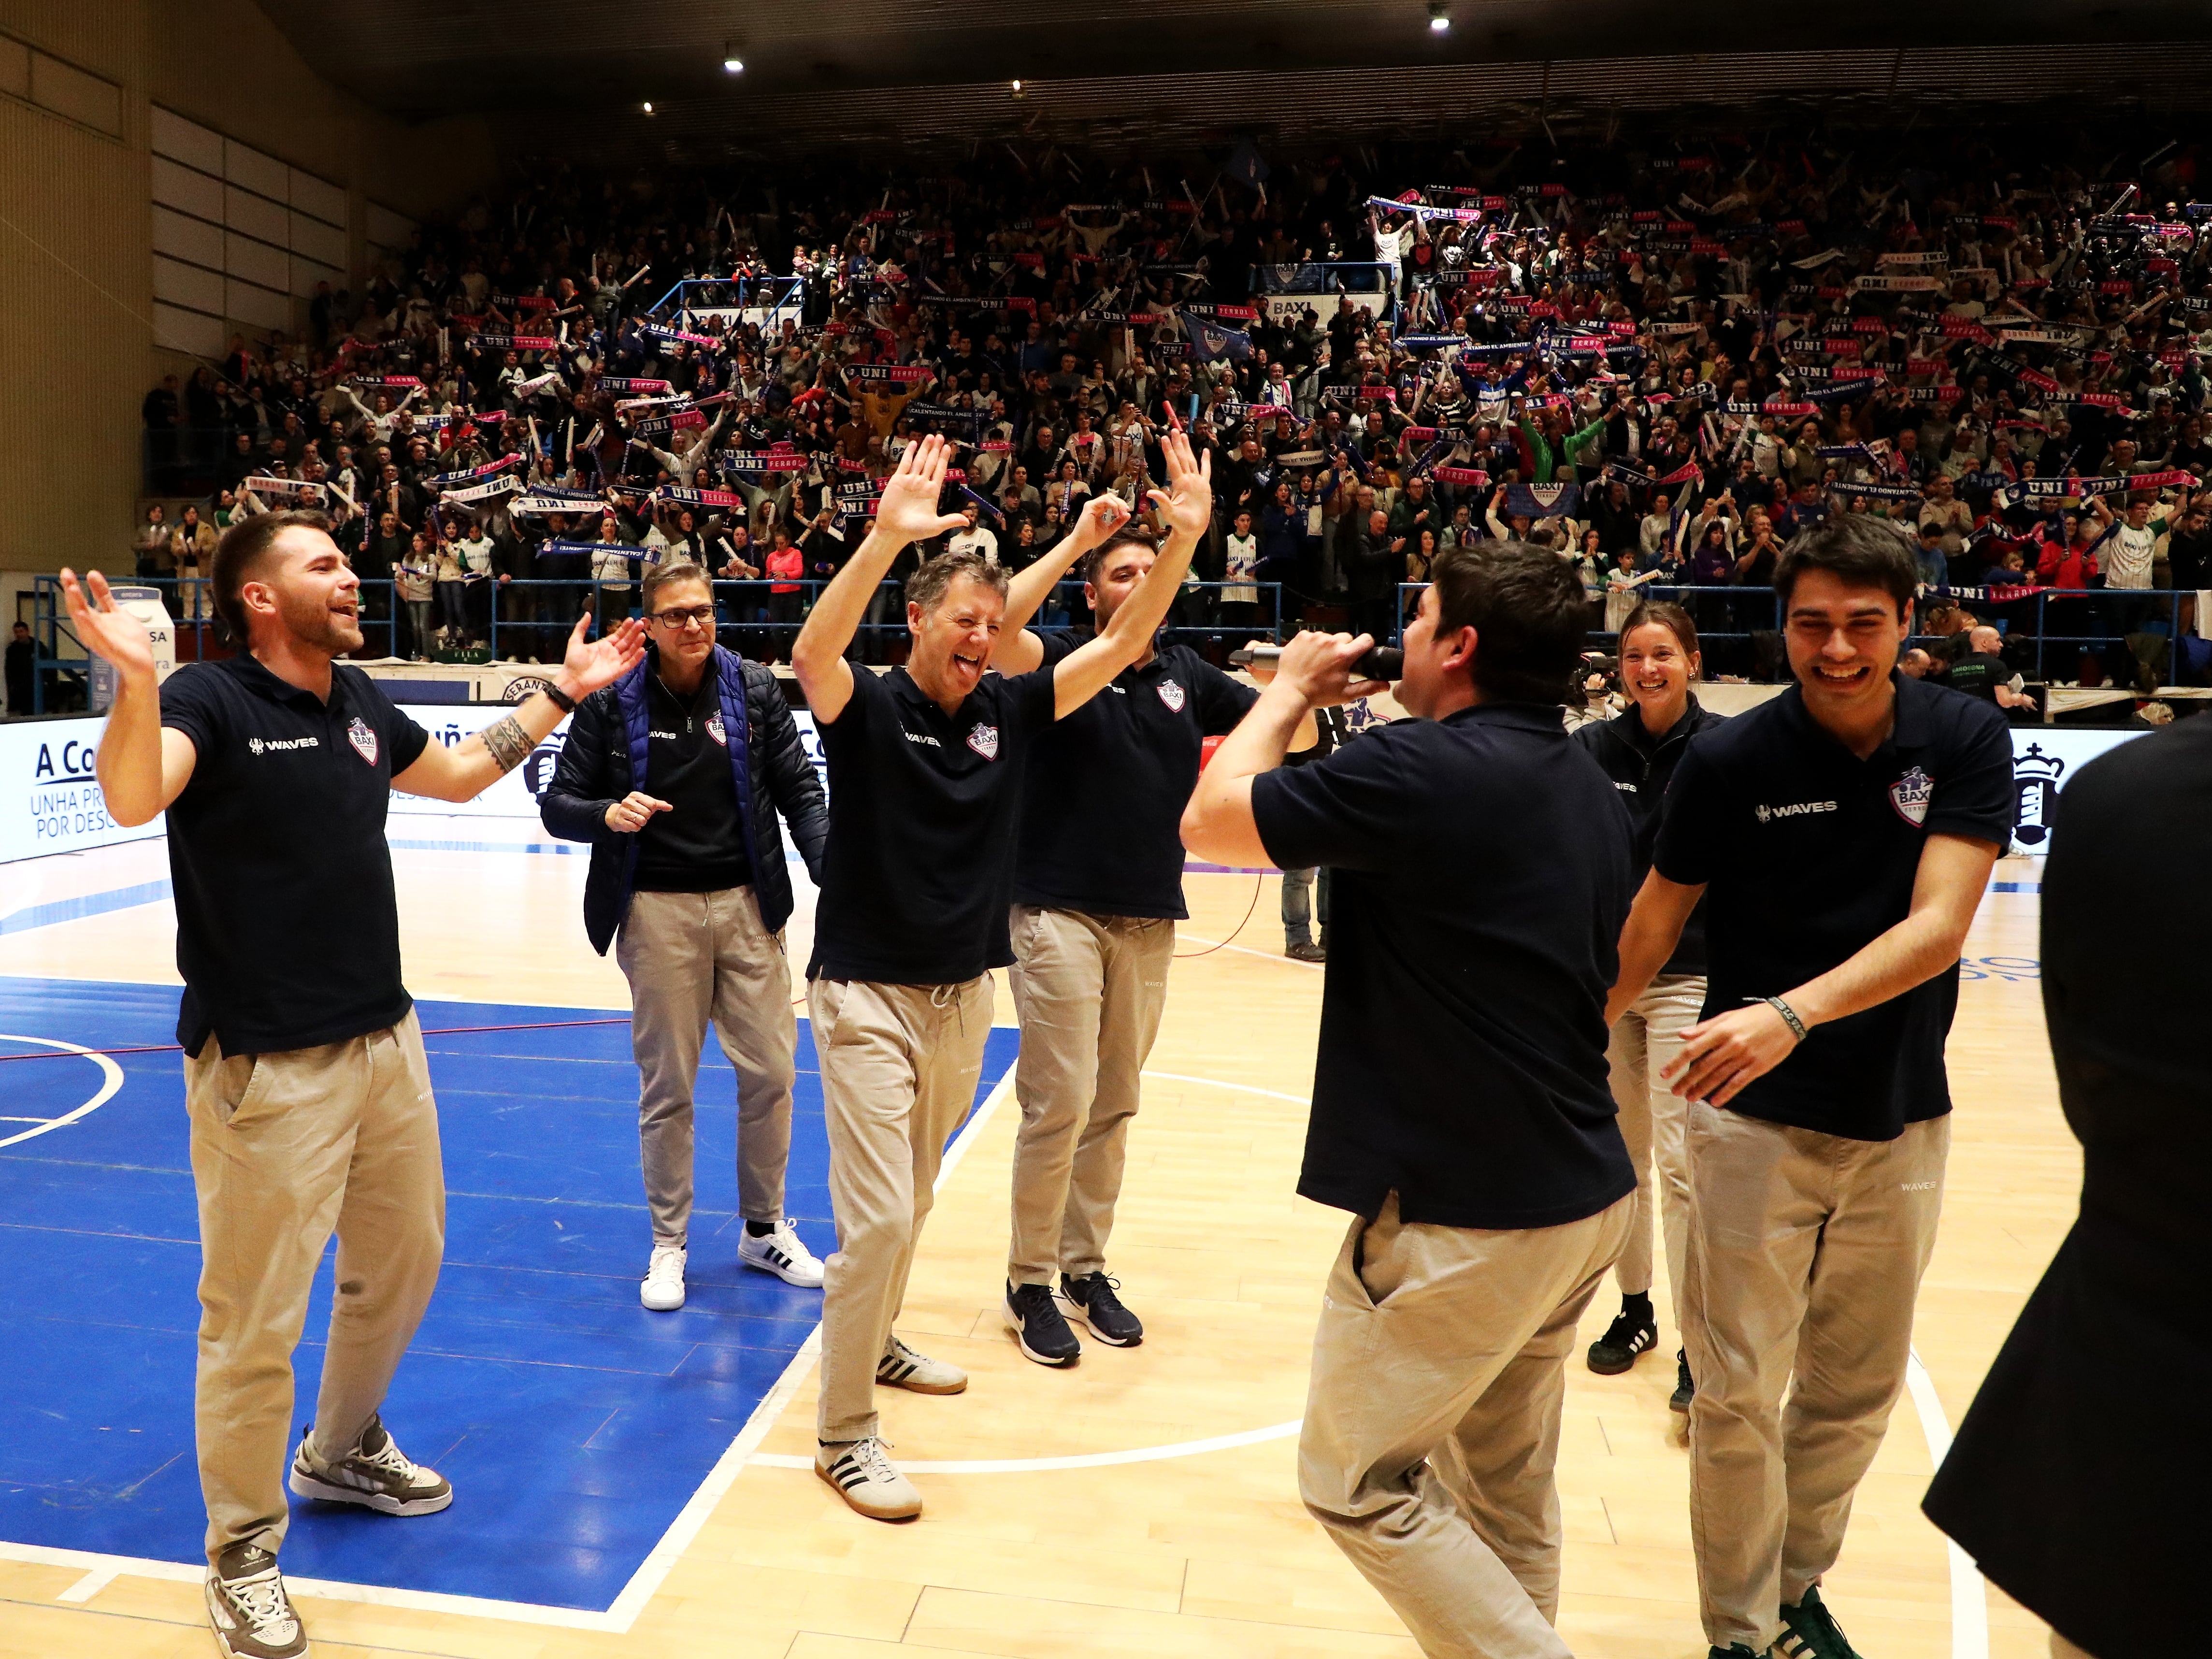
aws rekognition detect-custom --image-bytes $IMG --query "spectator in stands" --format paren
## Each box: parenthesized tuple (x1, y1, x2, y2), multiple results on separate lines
(135, 504, 172, 582)
(5, 620, 32, 716)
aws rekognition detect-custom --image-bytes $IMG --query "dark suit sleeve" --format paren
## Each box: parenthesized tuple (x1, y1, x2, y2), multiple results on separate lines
(539, 688, 622, 844)
(755, 674, 829, 881)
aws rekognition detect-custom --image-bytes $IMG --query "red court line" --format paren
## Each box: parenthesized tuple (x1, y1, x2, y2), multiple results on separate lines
(0, 1016, 632, 1066)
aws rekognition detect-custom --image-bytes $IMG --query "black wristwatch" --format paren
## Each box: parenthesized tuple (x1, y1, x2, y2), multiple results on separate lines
(542, 683, 578, 714)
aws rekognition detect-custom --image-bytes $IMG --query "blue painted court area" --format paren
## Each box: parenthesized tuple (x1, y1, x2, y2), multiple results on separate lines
(0, 975, 1017, 1611)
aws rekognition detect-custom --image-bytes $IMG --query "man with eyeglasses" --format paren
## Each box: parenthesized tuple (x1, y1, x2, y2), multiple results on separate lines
(542, 558, 831, 1312)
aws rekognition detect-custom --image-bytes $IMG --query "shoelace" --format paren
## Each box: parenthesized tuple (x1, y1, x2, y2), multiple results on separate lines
(225, 1566, 295, 1632)
(356, 1434, 420, 1482)
(843, 1438, 899, 1485)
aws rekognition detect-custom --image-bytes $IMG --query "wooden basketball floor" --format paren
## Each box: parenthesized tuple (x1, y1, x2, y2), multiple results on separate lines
(0, 823, 2071, 1659)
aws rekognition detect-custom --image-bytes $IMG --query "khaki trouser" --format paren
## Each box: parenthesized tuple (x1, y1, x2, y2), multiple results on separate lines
(1300, 1190, 1635, 1659)
(616, 886, 796, 1243)
(184, 1011, 445, 1567)
(809, 975, 992, 1444)
(1606, 974, 1705, 1322)
(1683, 1103, 1950, 1652)
(1005, 905, 1174, 1286)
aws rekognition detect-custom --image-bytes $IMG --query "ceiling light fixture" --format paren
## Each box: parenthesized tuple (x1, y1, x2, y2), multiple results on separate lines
(642, 101, 655, 114)
(1428, 4, 1451, 31)
(722, 42, 744, 72)
(1011, 78, 1024, 92)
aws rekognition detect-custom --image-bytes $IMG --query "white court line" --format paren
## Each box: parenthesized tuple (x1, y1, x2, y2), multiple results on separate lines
(2, 1062, 1023, 1635)
(749, 1418, 1302, 1474)
(0, 1035, 125, 1150)
(1905, 1349, 1990, 1659)
(1176, 932, 1324, 970)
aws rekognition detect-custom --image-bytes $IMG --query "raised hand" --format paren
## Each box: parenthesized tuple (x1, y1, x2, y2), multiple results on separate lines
(58, 569, 157, 683)
(1067, 490, 1133, 551)
(873, 433, 970, 548)
(1146, 428, 1213, 541)
(560, 610, 648, 696)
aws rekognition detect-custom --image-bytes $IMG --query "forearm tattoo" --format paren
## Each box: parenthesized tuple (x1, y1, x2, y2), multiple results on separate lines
(479, 713, 533, 775)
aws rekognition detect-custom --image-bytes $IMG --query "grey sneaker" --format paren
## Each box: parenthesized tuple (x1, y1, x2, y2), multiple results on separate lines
(288, 1413, 453, 1515)
(816, 1435, 921, 1521)
(876, 1333, 968, 1395)
(205, 1543, 306, 1659)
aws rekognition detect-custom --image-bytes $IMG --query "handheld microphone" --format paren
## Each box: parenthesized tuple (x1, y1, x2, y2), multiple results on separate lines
(1229, 643, 1404, 681)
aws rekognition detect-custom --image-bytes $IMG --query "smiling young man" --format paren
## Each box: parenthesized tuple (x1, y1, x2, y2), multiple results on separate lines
(59, 513, 644, 1659)
(1182, 544, 1639, 1659)
(983, 520, 1316, 1366)
(1605, 514, 2015, 1659)
(789, 431, 1210, 1521)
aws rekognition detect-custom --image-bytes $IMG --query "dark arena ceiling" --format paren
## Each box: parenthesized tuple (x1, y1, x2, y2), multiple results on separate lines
(259, 0, 2212, 162)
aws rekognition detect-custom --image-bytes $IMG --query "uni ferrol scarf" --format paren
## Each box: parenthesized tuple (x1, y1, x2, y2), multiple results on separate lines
(845, 362, 934, 385)
(722, 449, 808, 472)
(511, 488, 608, 516)
(442, 475, 521, 505)
(2021, 469, 2196, 498)
(597, 376, 671, 394)
(428, 454, 523, 489)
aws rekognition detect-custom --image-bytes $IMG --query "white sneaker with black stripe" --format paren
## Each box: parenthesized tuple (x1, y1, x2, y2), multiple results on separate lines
(816, 1435, 921, 1521)
(205, 1543, 306, 1659)
(738, 1218, 825, 1287)
(287, 1414, 453, 1515)
(876, 1332, 968, 1395)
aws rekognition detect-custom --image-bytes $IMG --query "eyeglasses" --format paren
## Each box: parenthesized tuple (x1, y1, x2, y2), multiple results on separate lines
(650, 605, 717, 630)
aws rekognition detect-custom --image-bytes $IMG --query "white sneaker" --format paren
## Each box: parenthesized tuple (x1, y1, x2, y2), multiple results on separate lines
(205, 1543, 306, 1658)
(816, 1436, 921, 1521)
(641, 1243, 686, 1311)
(876, 1333, 968, 1395)
(738, 1218, 825, 1288)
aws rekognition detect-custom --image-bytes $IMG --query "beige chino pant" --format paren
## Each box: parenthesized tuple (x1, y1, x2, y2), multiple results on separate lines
(808, 974, 992, 1444)
(617, 886, 796, 1243)
(1682, 1103, 1950, 1652)
(1005, 905, 1174, 1286)
(1606, 974, 1705, 1322)
(183, 1012, 445, 1567)
(1300, 1190, 1635, 1659)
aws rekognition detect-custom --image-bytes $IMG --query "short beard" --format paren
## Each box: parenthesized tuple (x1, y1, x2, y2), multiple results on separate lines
(278, 588, 363, 654)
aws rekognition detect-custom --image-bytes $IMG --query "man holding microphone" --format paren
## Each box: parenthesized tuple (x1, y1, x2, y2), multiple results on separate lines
(1183, 542, 1639, 1659)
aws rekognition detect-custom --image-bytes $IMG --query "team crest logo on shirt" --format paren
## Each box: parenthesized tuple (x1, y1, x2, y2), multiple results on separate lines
(1157, 678, 1186, 712)
(346, 717, 379, 766)
(967, 723, 1000, 760)
(705, 710, 729, 748)
(1889, 765, 1933, 827)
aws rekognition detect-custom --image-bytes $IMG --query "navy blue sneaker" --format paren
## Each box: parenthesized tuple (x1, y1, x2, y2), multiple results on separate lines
(1058, 1271, 1143, 1347)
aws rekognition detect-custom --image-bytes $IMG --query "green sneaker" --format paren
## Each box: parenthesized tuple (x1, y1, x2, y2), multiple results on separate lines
(1774, 1587, 1865, 1659)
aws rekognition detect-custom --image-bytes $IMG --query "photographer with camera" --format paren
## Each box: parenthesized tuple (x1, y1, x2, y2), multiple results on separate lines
(1182, 542, 1638, 1659)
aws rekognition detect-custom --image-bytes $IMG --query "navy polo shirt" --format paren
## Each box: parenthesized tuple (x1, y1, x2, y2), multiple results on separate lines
(809, 663, 1058, 985)
(1251, 702, 1638, 1230)
(1653, 673, 2015, 1141)
(1015, 630, 1256, 919)
(157, 655, 431, 1057)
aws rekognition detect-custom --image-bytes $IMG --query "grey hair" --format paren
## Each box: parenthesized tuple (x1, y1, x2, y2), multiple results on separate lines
(906, 548, 1008, 616)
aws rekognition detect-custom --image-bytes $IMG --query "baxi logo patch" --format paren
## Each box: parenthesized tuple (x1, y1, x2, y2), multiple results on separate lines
(705, 710, 728, 748)
(347, 718, 379, 766)
(1157, 678, 1186, 713)
(966, 723, 1000, 761)
(1889, 765, 1933, 827)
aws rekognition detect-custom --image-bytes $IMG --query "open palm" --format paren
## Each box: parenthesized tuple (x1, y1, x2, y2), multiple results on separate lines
(58, 569, 156, 680)
(561, 612, 649, 696)
(875, 433, 969, 546)
(1146, 429, 1214, 540)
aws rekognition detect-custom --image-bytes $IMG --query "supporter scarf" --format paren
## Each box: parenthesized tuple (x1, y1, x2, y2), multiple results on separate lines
(845, 363, 934, 385)
(442, 475, 521, 505)
(1852, 275, 1942, 293)
(1656, 460, 1705, 487)
(427, 455, 523, 488)
(616, 394, 693, 415)
(490, 294, 560, 311)
(1876, 251, 1951, 269)
(722, 449, 809, 472)
(1274, 450, 1327, 467)
(1432, 464, 1490, 486)
(1997, 328, 2089, 346)
(904, 404, 985, 439)
(835, 482, 881, 504)
(1181, 303, 1257, 321)
(473, 334, 558, 350)
(511, 489, 609, 516)
(514, 371, 564, 399)
(544, 538, 654, 561)
(656, 487, 744, 509)
(1836, 481, 1924, 502)
(1790, 249, 1844, 270)
(353, 376, 422, 390)
(1723, 400, 1815, 416)
(2021, 469, 2195, 498)
(598, 376, 672, 394)
(1602, 462, 1657, 489)
(632, 411, 707, 439)
(1505, 482, 1580, 519)
(638, 322, 727, 353)
(1397, 333, 1465, 351)
(244, 476, 322, 501)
